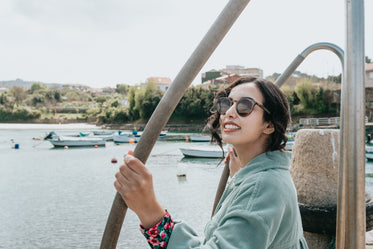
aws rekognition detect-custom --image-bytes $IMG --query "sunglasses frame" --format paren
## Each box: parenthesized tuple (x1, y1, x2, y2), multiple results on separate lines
(216, 96, 271, 117)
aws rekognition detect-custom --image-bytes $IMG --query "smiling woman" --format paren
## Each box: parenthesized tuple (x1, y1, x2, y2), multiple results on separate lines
(114, 76, 309, 249)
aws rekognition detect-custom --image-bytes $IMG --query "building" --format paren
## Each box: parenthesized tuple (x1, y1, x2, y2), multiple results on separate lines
(366, 63, 373, 87)
(201, 74, 242, 89)
(146, 77, 172, 92)
(220, 65, 263, 78)
(201, 65, 263, 85)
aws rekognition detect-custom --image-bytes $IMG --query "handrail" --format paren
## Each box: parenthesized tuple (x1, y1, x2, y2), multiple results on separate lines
(274, 42, 344, 88)
(336, 0, 366, 248)
(100, 0, 253, 248)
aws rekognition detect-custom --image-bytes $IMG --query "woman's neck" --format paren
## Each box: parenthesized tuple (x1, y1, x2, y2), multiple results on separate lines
(234, 142, 267, 167)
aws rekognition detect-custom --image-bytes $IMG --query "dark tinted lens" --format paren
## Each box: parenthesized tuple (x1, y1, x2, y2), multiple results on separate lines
(237, 98, 254, 116)
(217, 98, 232, 114)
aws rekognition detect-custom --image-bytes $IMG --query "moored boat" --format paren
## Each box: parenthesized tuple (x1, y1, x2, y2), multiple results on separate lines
(179, 147, 227, 158)
(49, 136, 106, 147)
(366, 145, 373, 160)
(93, 130, 114, 136)
(113, 135, 139, 143)
(188, 136, 211, 142)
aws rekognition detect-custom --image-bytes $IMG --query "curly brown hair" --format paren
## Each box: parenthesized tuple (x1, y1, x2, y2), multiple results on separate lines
(205, 76, 290, 152)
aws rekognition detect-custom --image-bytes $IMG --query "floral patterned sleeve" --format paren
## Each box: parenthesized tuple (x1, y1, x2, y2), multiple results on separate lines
(139, 210, 175, 249)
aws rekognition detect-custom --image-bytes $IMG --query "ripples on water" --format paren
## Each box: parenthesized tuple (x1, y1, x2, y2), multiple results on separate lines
(0, 124, 223, 249)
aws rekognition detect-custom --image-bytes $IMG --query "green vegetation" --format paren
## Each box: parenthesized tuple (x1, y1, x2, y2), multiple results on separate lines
(0, 73, 342, 124)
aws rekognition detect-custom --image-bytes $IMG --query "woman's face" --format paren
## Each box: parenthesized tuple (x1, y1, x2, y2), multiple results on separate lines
(220, 83, 270, 149)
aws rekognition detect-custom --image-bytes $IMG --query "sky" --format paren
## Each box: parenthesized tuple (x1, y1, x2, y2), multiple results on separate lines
(0, 0, 372, 88)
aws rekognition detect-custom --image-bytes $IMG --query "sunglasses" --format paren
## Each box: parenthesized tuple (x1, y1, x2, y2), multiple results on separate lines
(216, 97, 271, 117)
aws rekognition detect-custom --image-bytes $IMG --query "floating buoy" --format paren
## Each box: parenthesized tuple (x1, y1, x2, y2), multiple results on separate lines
(111, 158, 118, 163)
(94, 145, 98, 148)
(64, 146, 68, 149)
(186, 137, 189, 142)
(129, 139, 135, 144)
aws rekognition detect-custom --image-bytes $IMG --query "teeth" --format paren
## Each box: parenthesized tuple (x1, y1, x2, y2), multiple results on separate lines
(225, 124, 239, 129)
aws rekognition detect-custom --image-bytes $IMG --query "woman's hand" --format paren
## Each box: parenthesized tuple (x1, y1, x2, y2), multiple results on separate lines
(226, 146, 242, 178)
(114, 154, 165, 229)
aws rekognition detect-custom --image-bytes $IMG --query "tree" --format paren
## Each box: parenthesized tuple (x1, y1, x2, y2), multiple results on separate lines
(30, 82, 47, 94)
(116, 84, 129, 95)
(128, 86, 139, 120)
(10, 86, 27, 104)
(0, 93, 8, 105)
(95, 95, 109, 108)
(134, 83, 163, 119)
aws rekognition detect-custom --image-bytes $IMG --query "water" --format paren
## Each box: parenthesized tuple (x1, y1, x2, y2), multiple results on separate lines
(0, 124, 224, 249)
(2, 124, 373, 248)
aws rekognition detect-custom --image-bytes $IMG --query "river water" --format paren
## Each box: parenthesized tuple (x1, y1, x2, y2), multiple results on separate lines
(0, 124, 224, 249)
(1, 124, 373, 249)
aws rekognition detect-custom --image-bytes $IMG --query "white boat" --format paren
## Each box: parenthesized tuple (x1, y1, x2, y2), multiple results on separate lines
(132, 131, 168, 138)
(113, 135, 139, 143)
(188, 136, 211, 142)
(93, 130, 114, 135)
(179, 147, 227, 158)
(366, 145, 373, 160)
(285, 140, 294, 151)
(49, 136, 106, 147)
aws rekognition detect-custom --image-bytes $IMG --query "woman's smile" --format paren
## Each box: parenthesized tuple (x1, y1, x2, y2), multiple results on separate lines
(223, 121, 241, 132)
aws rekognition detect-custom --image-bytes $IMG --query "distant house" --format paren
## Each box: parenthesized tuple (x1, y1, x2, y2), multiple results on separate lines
(201, 65, 263, 85)
(201, 74, 241, 89)
(146, 77, 172, 92)
(367, 63, 373, 87)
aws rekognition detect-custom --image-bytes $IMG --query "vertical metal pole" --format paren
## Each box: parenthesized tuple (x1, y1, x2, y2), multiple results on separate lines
(336, 0, 365, 248)
(100, 0, 252, 248)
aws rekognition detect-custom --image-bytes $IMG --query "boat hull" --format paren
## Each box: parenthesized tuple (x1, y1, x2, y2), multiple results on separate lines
(113, 135, 139, 143)
(179, 147, 226, 158)
(49, 137, 106, 147)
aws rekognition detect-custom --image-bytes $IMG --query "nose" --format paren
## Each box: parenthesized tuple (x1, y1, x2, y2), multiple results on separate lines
(224, 102, 237, 118)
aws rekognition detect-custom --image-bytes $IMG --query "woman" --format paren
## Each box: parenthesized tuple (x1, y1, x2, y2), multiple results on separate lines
(114, 77, 308, 248)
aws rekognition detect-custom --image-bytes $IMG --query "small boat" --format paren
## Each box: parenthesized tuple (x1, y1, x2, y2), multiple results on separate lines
(132, 131, 168, 138)
(285, 140, 294, 151)
(113, 135, 139, 143)
(179, 147, 227, 158)
(44, 131, 90, 140)
(93, 130, 114, 136)
(188, 136, 211, 142)
(49, 136, 105, 147)
(366, 146, 373, 160)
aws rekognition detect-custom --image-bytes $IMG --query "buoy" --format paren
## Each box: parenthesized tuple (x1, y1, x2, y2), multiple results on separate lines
(111, 158, 118, 163)
(64, 146, 68, 149)
(94, 145, 98, 148)
(129, 139, 135, 144)
(186, 137, 189, 142)
(128, 150, 134, 155)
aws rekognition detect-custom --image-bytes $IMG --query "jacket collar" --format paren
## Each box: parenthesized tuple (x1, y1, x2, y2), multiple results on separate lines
(231, 150, 291, 186)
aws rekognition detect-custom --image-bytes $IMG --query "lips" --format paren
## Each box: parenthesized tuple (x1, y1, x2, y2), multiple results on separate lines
(223, 122, 240, 130)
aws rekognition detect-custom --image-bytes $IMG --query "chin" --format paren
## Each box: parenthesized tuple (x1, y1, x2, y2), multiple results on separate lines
(221, 134, 236, 145)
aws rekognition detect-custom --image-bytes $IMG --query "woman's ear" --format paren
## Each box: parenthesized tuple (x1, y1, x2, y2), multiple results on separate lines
(263, 122, 275, 135)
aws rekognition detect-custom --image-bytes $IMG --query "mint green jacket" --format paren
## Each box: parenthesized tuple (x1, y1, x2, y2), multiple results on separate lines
(168, 151, 308, 249)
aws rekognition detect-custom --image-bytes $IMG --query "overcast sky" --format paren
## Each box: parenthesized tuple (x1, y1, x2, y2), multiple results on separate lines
(0, 0, 372, 88)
